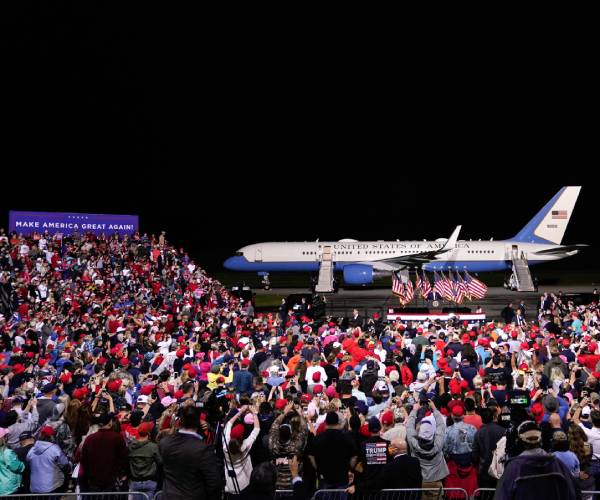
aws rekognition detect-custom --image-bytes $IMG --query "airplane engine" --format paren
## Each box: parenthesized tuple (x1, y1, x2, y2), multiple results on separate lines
(343, 264, 375, 286)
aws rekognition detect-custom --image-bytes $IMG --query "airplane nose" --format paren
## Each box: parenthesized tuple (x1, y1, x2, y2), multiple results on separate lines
(224, 255, 245, 270)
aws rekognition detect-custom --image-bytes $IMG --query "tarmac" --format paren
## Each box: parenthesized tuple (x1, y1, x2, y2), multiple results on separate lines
(256, 285, 592, 322)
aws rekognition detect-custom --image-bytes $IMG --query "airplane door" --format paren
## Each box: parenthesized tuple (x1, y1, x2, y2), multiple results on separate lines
(511, 244, 518, 260)
(322, 246, 332, 262)
(255, 247, 263, 262)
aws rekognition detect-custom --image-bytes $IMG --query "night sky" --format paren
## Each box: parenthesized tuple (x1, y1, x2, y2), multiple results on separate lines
(1, 5, 595, 272)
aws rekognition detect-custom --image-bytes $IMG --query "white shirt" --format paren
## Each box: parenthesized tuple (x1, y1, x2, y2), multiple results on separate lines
(306, 365, 328, 385)
(352, 388, 368, 404)
(580, 423, 600, 458)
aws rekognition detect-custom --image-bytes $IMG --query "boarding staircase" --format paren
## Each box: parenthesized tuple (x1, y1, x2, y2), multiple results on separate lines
(511, 251, 536, 292)
(315, 246, 335, 292)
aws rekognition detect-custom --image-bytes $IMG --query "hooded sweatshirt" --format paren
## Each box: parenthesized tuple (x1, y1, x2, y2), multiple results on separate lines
(0, 445, 24, 495)
(406, 409, 449, 482)
(26, 440, 70, 493)
(128, 438, 162, 480)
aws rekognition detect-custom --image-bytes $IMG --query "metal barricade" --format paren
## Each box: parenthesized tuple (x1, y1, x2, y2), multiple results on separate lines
(312, 488, 469, 500)
(0, 493, 150, 500)
(276, 490, 295, 498)
(471, 488, 496, 500)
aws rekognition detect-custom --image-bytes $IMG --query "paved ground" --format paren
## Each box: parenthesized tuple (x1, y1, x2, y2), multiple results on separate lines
(256, 285, 593, 321)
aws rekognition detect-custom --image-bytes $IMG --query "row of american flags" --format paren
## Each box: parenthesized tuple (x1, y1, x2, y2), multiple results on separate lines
(392, 270, 487, 305)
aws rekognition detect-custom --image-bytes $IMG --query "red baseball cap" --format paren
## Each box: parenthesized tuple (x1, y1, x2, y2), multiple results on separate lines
(451, 405, 464, 417)
(381, 411, 394, 426)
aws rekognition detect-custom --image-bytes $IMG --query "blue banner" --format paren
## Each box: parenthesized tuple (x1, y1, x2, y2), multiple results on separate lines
(8, 211, 139, 236)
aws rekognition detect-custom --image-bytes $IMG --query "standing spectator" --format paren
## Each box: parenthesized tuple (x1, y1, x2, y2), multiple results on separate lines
(472, 408, 507, 488)
(347, 438, 422, 494)
(443, 406, 477, 496)
(232, 359, 254, 395)
(14, 431, 35, 493)
(37, 383, 58, 425)
(355, 416, 391, 486)
(406, 401, 449, 500)
(494, 421, 578, 500)
(222, 405, 260, 495)
(26, 425, 71, 495)
(128, 421, 161, 500)
(269, 403, 308, 490)
(309, 411, 358, 489)
(0, 427, 24, 496)
(79, 413, 128, 493)
(349, 309, 363, 329)
(501, 303, 515, 324)
(159, 405, 219, 500)
(3, 396, 39, 449)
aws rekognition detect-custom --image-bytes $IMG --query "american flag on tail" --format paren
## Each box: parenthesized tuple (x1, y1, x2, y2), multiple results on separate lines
(464, 270, 487, 299)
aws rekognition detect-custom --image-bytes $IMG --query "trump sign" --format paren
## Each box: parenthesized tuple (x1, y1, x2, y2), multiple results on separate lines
(9, 211, 139, 236)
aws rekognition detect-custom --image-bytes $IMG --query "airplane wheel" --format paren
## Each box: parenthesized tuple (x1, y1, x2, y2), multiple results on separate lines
(263, 285, 271, 291)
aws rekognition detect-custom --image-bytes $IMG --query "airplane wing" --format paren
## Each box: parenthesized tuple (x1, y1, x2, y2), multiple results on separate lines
(375, 225, 462, 266)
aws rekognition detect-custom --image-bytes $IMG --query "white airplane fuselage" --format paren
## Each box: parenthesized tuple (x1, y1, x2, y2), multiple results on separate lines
(225, 239, 569, 274)
(223, 186, 585, 286)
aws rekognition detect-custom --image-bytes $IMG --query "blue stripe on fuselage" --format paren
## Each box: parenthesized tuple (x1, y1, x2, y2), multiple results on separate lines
(224, 256, 545, 273)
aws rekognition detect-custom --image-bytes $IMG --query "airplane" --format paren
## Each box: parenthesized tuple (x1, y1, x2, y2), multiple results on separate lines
(224, 186, 586, 292)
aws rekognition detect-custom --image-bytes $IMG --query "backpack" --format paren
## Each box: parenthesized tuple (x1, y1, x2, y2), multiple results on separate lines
(488, 435, 507, 479)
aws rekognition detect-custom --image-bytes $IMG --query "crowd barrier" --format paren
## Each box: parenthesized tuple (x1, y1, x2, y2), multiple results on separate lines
(8, 487, 600, 500)
(312, 488, 469, 500)
(0, 493, 150, 500)
(276, 490, 295, 498)
(471, 488, 495, 500)
(473, 488, 600, 499)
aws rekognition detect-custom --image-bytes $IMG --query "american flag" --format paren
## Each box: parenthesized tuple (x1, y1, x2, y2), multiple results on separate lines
(451, 271, 465, 304)
(420, 271, 433, 299)
(464, 271, 487, 299)
(404, 279, 414, 303)
(433, 271, 450, 299)
(415, 271, 422, 294)
(457, 271, 471, 300)
(440, 272, 455, 301)
(392, 271, 404, 296)
(551, 210, 568, 220)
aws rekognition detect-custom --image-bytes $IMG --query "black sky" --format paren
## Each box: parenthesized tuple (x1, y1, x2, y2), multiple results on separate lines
(1, 4, 595, 271)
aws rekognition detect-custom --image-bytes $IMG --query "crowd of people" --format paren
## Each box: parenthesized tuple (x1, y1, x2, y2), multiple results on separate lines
(0, 227, 599, 500)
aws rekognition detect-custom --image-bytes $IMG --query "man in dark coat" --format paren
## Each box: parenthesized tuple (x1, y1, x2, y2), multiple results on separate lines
(159, 406, 220, 500)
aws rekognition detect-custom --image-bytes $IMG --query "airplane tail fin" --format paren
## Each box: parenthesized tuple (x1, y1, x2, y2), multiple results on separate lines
(512, 186, 581, 245)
